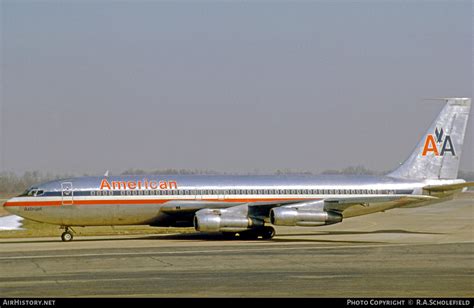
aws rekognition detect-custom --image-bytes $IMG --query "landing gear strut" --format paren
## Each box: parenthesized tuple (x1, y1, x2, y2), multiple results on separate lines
(61, 226, 74, 242)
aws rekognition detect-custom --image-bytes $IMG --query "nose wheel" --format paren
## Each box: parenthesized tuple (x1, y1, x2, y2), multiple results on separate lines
(60, 227, 74, 242)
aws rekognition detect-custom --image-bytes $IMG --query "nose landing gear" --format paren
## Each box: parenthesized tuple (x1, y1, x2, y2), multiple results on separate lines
(60, 226, 74, 242)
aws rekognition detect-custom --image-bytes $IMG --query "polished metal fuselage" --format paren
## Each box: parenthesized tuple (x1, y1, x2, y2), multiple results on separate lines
(3, 174, 463, 227)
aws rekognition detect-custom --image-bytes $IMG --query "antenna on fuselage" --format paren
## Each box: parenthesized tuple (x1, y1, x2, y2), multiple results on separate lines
(104, 170, 109, 177)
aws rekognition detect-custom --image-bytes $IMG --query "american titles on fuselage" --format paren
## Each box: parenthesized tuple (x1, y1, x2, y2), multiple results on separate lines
(99, 179, 178, 190)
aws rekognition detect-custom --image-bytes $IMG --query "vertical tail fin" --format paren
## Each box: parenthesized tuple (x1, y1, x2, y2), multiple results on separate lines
(388, 98, 471, 180)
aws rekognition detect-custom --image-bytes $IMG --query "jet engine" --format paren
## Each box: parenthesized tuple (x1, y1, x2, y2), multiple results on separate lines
(194, 209, 264, 232)
(270, 207, 342, 226)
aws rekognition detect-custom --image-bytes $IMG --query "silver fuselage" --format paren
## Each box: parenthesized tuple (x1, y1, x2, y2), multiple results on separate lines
(3, 174, 463, 227)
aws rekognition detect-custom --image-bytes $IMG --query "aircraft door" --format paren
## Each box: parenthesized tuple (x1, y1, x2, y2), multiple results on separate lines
(61, 182, 74, 205)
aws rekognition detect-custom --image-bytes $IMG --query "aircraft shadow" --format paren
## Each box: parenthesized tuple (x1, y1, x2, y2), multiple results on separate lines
(139, 228, 444, 244)
(139, 232, 380, 244)
(276, 229, 444, 236)
(0, 229, 443, 244)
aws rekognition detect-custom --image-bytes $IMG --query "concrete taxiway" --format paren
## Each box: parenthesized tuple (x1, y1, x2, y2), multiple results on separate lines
(0, 193, 472, 297)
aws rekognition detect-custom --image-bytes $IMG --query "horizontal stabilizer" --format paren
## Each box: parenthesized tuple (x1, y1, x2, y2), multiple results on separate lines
(423, 182, 474, 192)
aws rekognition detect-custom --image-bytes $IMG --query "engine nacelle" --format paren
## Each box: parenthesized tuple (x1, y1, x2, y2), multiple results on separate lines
(194, 209, 264, 232)
(270, 207, 342, 226)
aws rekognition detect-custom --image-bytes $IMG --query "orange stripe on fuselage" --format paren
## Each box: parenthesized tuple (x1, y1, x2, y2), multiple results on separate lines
(4, 197, 316, 207)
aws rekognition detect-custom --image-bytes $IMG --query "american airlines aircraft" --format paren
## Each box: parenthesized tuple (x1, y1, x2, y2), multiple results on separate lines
(3, 98, 473, 241)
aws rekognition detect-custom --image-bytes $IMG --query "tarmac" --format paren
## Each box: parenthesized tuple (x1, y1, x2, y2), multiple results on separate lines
(0, 193, 472, 297)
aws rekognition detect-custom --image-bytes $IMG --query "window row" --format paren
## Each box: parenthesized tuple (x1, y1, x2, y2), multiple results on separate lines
(91, 188, 394, 196)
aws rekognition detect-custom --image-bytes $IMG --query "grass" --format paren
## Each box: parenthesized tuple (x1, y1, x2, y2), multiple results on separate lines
(0, 218, 194, 239)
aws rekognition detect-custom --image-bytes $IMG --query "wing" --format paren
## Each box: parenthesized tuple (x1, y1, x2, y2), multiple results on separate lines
(323, 194, 438, 212)
(160, 194, 438, 220)
(160, 199, 301, 214)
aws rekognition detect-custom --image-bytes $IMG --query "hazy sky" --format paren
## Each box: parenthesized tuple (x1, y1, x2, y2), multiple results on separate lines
(1, 1, 472, 175)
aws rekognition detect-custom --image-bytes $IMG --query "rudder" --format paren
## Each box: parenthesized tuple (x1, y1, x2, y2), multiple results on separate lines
(388, 98, 471, 180)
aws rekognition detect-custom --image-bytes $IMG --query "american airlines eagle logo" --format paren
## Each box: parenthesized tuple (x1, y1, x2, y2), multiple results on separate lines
(421, 127, 455, 156)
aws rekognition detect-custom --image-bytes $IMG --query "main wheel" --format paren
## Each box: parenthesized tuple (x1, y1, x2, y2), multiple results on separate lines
(260, 226, 276, 240)
(61, 231, 74, 242)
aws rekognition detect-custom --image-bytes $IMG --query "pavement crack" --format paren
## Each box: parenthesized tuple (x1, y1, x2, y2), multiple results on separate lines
(150, 256, 173, 267)
(31, 260, 47, 274)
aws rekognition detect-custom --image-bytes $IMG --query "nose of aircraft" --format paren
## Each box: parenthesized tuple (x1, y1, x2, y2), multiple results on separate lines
(2, 198, 15, 215)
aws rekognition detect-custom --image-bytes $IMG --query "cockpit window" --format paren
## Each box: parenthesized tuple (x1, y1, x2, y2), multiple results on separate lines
(18, 187, 43, 197)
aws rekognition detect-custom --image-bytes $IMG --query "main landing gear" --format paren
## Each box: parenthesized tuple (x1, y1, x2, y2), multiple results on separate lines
(223, 226, 276, 241)
(60, 226, 74, 242)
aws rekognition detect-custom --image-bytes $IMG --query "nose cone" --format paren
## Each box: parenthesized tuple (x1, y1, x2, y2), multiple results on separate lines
(2, 198, 18, 215)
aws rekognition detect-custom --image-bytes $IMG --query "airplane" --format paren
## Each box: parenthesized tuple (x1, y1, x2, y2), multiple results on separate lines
(3, 98, 473, 242)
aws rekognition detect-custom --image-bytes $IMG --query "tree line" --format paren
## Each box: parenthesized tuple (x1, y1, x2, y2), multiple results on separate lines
(0, 167, 473, 194)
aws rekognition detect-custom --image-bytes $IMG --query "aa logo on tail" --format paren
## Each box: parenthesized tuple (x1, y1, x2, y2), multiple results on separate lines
(421, 127, 455, 156)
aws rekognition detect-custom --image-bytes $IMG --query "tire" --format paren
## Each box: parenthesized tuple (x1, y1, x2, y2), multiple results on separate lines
(61, 231, 73, 242)
(260, 226, 276, 240)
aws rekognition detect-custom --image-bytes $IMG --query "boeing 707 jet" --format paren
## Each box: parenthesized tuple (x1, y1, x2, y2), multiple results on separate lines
(4, 98, 473, 241)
